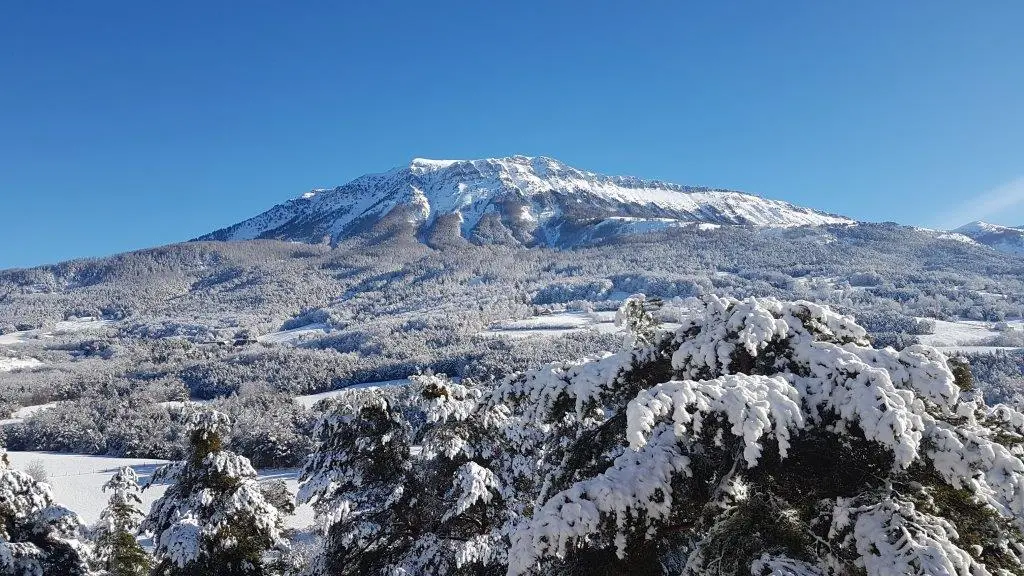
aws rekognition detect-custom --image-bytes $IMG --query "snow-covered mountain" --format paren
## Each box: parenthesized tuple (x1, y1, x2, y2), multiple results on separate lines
(953, 221, 1024, 255)
(197, 156, 853, 247)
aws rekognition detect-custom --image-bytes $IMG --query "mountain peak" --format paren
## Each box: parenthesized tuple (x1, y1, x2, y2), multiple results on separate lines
(953, 221, 1024, 255)
(197, 156, 853, 247)
(409, 158, 460, 173)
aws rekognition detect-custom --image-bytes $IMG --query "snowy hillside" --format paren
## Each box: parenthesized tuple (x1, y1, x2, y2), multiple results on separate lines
(954, 220, 1024, 254)
(197, 156, 853, 247)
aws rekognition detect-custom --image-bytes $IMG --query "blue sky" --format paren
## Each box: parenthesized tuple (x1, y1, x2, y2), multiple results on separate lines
(1, 1, 1022, 269)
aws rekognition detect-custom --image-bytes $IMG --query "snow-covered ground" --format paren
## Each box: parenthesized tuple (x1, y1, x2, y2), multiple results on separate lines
(918, 318, 1022, 353)
(52, 317, 115, 334)
(293, 379, 409, 409)
(151, 379, 409, 411)
(480, 311, 621, 339)
(480, 309, 687, 341)
(5, 451, 315, 530)
(0, 401, 61, 426)
(157, 399, 213, 410)
(0, 317, 114, 346)
(0, 330, 34, 346)
(258, 322, 330, 344)
(0, 356, 44, 372)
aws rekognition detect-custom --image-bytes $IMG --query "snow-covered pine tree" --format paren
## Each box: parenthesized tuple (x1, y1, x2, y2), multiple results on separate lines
(387, 374, 509, 574)
(94, 466, 150, 576)
(614, 293, 660, 348)
(299, 374, 510, 575)
(0, 449, 93, 575)
(503, 295, 1024, 575)
(296, 396, 414, 575)
(142, 410, 287, 576)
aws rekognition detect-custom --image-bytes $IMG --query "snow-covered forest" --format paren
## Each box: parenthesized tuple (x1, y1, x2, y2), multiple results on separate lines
(3, 292, 1024, 574)
(1, 222, 1024, 574)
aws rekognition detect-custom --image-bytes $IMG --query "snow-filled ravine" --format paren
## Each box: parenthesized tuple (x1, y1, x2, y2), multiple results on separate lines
(4, 451, 315, 530)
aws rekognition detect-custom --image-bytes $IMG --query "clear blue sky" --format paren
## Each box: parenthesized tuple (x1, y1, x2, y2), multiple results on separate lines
(2, 1, 1022, 269)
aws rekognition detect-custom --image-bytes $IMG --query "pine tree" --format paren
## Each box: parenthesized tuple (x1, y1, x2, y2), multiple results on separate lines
(614, 293, 660, 348)
(0, 449, 93, 575)
(142, 410, 286, 576)
(297, 397, 414, 575)
(506, 296, 1024, 575)
(95, 466, 151, 576)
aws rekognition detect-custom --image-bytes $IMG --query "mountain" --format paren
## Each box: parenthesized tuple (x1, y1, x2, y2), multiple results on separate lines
(953, 221, 1024, 254)
(196, 156, 853, 247)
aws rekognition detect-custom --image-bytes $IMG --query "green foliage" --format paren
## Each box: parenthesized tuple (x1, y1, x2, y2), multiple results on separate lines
(947, 356, 974, 391)
(99, 530, 151, 576)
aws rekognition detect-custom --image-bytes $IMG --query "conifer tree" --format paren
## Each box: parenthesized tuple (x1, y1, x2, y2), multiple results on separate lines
(95, 466, 150, 576)
(142, 410, 286, 576)
(297, 397, 413, 575)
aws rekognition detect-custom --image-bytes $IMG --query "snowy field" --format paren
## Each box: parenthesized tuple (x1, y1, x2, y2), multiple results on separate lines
(5, 451, 315, 530)
(0, 356, 44, 372)
(293, 378, 409, 408)
(918, 318, 1023, 353)
(480, 308, 687, 341)
(480, 310, 621, 339)
(0, 401, 62, 426)
(257, 322, 330, 344)
(0, 317, 114, 346)
(5, 380, 411, 426)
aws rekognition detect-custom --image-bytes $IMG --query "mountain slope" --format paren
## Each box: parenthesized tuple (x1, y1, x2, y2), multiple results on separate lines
(197, 156, 853, 247)
(954, 221, 1024, 254)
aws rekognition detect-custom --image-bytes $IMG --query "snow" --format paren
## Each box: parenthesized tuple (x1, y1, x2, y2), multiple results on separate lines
(0, 356, 43, 373)
(505, 295, 1019, 574)
(920, 319, 1000, 347)
(838, 496, 987, 576)
(954, 221, 1024, 254)
(0, 317, 113, 347)
(627, 374, 804, 467)
(935, 232, 980, 245)
(4, 451, 315, 530)
(410, 158, 459, 172)
(0, 330, 34, 346)
(157, 399, 212, 411)
(480, 311, 621, 339)
(293, 379, 409, 409)
(918, 318, 1022, 352)
(508, 426, 691, 574)
(441, 462, 499, 522)
(257, 322, 330, 344)
(52, 317, 114, 334)
(0, 401, 61, 426)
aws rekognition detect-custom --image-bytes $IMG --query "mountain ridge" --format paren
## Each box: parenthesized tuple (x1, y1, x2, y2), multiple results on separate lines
(196, 156, 854, 247)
